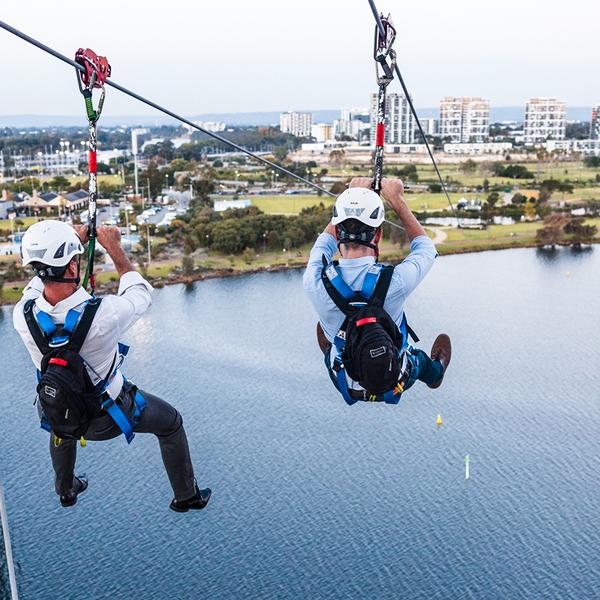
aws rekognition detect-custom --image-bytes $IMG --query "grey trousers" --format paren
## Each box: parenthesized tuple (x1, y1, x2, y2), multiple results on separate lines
(41, 381, 197, 501)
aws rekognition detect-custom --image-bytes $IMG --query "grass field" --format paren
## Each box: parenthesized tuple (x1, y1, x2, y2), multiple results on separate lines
(248, 195, 334, 215)
(37, 174, 124, 187)
(0, 216, 41, 229)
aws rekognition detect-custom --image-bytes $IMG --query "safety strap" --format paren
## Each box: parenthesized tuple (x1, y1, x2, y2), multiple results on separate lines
(101, 384, 146, 444)
(321, 257, 367, 316)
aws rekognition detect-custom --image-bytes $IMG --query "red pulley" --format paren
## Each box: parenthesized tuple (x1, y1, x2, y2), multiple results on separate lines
(75, 48, 111, 88)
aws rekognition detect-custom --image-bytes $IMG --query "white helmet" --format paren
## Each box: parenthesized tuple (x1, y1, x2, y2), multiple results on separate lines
(21, 220, 84, 270)
(332, 187, 385, 228)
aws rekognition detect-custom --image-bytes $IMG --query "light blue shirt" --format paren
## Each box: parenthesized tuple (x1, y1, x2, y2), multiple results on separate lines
(303, 233, 437, 343)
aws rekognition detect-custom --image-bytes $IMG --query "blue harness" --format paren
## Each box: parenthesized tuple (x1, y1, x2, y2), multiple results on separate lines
(321, 260, 413, 406)
(29, 299, 146, 444)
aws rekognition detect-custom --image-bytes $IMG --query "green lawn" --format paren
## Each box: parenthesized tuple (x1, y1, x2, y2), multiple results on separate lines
(248, 195, 334, 215)
(0, 216, 41, 229)
(37, 174, 123, 187)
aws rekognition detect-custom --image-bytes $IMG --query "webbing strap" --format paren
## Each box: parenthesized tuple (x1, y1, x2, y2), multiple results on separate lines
(24, 300, 50, 355)
(369, 265, 394, 308)
(68, 298, 102, 353)
(360, 264, 383, 300)
(102, 397, 135, 444)
(63, 307, 81, 334)
(102, 386, 147, 444)
(34, 310, 56, 336)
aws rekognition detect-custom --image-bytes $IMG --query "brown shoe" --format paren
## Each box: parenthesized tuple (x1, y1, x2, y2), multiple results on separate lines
(427, 334, 452, 389)
(316, 322, 331, 355)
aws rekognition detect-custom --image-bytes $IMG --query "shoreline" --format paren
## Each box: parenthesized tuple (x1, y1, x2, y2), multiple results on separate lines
(0, 240, 594, 307)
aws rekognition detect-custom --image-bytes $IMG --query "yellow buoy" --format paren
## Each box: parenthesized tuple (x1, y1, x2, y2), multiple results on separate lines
(436, 414, 443, 429)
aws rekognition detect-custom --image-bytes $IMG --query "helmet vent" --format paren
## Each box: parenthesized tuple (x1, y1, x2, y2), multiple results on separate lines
(53, 242, 66, 259)
(369, 207, 380, 219)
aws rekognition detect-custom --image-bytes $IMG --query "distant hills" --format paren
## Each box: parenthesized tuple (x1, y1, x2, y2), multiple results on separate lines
(0, 107, 593, 128)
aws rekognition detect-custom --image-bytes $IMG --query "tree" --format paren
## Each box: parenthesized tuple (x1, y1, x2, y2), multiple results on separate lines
(584, 156, 600, 168)
(536, 214, 568, 247)
(460, 159, 478, 174)
(50, 175, 70, 190)
(486, 191, 501, 208)
(329, 149, 346, 167)
(565, 217, 597, 248)
(181, 253, 194, 276)
(140, 161, 165, 200)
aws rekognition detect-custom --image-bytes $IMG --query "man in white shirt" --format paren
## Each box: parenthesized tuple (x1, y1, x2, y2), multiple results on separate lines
(13, 220, 211, 512)
(303, 177, 452, 403)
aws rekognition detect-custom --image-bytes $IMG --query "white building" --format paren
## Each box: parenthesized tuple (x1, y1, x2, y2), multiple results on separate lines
(369, 92, 415, 145)
(336, 108, 370, 139)
(280, 112, 312, 138)
(592, 105, 600, 140)
(439, 97, 490, 143)
(420, 118, 438, 136)
(545, 139, 600, 157)
(311, 123, 335, 143)
(443, 142, 513, 155)
(524, 98, 566, 145)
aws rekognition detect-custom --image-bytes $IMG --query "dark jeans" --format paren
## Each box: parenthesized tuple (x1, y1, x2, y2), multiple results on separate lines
(40, 381, 197, 501)
(403, 348, 444, 390)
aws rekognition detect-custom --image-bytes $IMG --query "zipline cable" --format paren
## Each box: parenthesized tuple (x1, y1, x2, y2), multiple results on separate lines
(366, 0, 460, 221)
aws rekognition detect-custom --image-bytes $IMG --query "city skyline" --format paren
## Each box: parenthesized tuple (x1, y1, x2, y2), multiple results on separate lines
(0, 0, 597, 117)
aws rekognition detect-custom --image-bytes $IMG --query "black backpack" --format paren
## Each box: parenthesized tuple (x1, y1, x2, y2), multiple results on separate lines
(321, 259, 418, 401)
(24, 298, 109, 440)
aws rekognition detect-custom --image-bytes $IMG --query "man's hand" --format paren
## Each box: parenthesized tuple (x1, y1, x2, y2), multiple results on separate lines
(349, 177, 374, 189)
(73, 224, 89, 245)
(324, 222, 336, 237)
(96, 226, 122, 252)
(380, 178, 405, 214)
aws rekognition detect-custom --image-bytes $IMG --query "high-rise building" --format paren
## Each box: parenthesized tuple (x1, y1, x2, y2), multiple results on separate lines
(524, 98, 566, 144)
(369, 93, 414, 145)
(439, 97, 490, 143)
(591, 105, 600, 140)
(279, 112, 312, 138)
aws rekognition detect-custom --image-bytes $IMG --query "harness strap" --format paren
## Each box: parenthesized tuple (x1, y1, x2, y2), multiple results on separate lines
(24, 299, 50, 355)
(369, 264, 394, 308)
(102, 384, 147, 444)
(321, 258, 366, 316)
(68, 298, 102, 353)
(360, 264, 384, 300)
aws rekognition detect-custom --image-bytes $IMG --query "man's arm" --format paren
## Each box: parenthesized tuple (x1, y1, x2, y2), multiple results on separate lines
(302, 223, 337, 296)
(96, 226, 153, 334)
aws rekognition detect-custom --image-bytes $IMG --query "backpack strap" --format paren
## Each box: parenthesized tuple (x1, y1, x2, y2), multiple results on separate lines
(369, 265, 394, 308)
(24, 299, 51, 355)
(68, 298, 102, 353)
(320, 257, 362, 316)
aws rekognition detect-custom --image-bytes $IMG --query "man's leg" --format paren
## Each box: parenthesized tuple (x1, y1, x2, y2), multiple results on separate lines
(407, 349, 444, 387)
(133, 389, 197, 502)
(48, 436, 78, 496)
(406, 334, 452, 390)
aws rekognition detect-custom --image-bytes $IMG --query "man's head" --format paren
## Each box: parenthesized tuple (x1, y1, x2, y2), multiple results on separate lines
(21, 220, 84, 287)
(332, 187, 385, 255)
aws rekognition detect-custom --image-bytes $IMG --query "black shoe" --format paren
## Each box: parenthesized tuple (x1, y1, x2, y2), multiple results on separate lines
(170, 484, 212, 513)
(59, 475, 88, 508)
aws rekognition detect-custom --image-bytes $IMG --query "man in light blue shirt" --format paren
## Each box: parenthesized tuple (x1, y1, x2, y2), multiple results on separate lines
(303, 177, 452, 403)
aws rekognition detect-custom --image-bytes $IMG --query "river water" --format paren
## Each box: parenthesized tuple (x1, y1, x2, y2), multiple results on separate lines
(1, 247, 600, 599)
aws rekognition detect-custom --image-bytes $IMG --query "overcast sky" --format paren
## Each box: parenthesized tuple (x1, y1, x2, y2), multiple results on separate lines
(0, 0, 597, 116)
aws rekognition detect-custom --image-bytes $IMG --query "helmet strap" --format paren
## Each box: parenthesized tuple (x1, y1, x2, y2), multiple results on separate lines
(33, 256, 81, 285)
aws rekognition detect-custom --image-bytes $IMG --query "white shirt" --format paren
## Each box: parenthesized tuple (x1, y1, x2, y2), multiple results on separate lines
(13, 271, 153, 399)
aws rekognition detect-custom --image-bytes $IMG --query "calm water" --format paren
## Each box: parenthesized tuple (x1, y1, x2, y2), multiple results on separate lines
(1, 248, 600, 599)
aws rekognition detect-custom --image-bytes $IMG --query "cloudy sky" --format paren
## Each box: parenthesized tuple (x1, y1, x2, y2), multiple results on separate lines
(0, 0, 597, 116)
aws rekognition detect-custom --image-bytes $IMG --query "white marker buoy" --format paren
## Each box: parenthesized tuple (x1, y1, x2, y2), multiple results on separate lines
(464, 454, 470, 480)
(0, 483, 19, 600)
